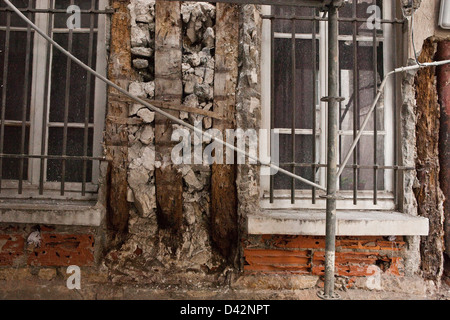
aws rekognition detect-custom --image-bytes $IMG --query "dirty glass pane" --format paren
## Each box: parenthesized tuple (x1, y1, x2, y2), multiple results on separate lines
(49, 32, 96, 124)
(273, 39, 319, 130)
(47, 127, 93, 182)
(0, 0, 35, 28)
(0, 31, 33, 122)
(273, 134, 315, 190)
(1, 126, 29, 180)
(339, 40, 384, 132)
(339, 134, 385, 190)
(272, 6, 319, 34)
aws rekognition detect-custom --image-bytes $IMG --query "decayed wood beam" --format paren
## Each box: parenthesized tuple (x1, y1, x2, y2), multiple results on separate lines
(105, 0, 131, 246)
(108, 94, 226, 120)
(154, 1, 183, 234)
(211, 3, 240, 262)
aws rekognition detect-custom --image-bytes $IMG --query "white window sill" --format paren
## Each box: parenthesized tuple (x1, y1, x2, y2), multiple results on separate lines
(248, 210, 429, 236)
(0, 201, 103, 227)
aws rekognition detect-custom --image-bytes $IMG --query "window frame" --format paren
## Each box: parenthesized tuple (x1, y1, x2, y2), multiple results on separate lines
(0, 0, 107, 200)
(260, 1, 398, 210)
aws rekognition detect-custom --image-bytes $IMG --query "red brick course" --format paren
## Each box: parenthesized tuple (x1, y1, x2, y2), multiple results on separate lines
(0, 225, 95, 267)
(245, 235, 405, 277)
(27, 234, 95, 267)
(0, 234, 25, 266)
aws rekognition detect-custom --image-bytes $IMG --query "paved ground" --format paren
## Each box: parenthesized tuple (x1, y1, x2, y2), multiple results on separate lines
(1, 278, 449, 300)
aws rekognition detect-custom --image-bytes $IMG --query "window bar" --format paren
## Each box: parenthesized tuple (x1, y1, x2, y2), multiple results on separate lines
(372, 0, 378, 205)
(312, 9, 317, 204)
(269, 15, 274, 204)
(291, 17, 296, 204)
(352, 0, 358, 204)
(81, 0, 96, 196)
(38, 0, 54, 195)
(0, 10, 11, 193)
(393, 0, 399, 207)
(18, 0, 33, 194)
(61, 0, 75, 195)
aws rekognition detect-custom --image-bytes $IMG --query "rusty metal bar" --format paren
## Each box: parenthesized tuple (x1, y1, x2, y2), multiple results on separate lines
(270, 15, 275, 203)
(352, 0, 358, 205)
(18, 0, 33, 194)
(0, 153, 104, 160)
(164, 0, 332, 7)
(261, 14, 404, 24)
(81, 0, 96, 196)
(61, 0, 75, 196)
(312, 8, 318, 204)
(291, 18, 296, 204)
(0, 10, 10, 193)
(372, 0, 378, 205)
(0, 7, 113, 14)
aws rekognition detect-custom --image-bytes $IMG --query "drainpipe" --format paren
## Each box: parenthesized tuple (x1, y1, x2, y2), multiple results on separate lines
(318, 0, 343, 300)
(437, 40, 450, 260)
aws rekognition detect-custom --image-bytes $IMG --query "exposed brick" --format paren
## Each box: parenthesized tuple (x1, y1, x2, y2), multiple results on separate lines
(311, 251, 404, 277)
(244, 249, 311, 274)
(0, 234, 25, 266)
(27, 233, 95, 267)
(247, 235, 406, 277)
(262, 235, 325, 249)
(261, 235, 405, 251)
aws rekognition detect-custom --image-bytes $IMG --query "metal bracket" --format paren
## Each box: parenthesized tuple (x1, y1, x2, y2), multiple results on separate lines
(321, 96, 346, 103)
(317, 290, 342, 300)
(319, 194, 346, 200)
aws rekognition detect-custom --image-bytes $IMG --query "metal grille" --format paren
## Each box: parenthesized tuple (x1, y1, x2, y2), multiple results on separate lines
(265, 0, 408, 206)
(0, 0, 111, 199)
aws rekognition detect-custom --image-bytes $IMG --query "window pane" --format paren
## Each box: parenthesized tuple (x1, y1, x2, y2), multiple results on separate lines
(47, 127, 93, 182)
(273, 39, 318, 130)
(0, 30, 33, 122)
(339, 41, 384, 132)
(339, 135, 385, 190)
(0, 0, 35, 28)
(274, 134, 315, 190)
(1, 126, 29, 180)
(272, 6, 318, 34)
(49, 32, 97, 124)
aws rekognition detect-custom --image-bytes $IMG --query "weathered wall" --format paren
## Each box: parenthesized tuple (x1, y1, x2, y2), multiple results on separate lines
(104, 0, 232, 285)
(244, 235, 406, 289)
(437, 40, 450, 258)
(413, 38, 445, 282)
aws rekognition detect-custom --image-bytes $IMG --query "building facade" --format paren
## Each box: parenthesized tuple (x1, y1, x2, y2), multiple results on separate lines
(0, 0, 449, 294)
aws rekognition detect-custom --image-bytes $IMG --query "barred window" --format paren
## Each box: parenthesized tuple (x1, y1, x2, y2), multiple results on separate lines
(261, 0, 403, 210)
(0, 0, 107, 200)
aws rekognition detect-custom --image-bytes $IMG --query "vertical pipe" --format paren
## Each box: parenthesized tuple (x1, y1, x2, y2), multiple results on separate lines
(0, 11, 11, 193)
(324, 1, 339, 299)
(18, 1, 33, 194)
(291, 18, 296, 204)
(270, 16, 274, 204)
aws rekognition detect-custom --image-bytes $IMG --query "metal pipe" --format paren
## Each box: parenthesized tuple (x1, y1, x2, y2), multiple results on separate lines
(323, 0, 340, 300)
(3, 0, 326, 192)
